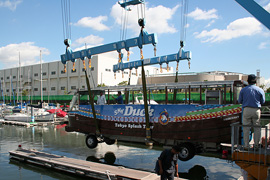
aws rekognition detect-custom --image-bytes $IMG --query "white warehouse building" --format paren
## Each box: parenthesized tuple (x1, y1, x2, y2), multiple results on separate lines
(0, 54, 174, 98)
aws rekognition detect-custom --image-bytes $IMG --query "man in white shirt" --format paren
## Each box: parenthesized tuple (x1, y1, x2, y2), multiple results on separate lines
(97, 91, 106, 105)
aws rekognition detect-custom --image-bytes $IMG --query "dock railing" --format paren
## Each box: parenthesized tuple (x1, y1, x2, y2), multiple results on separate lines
(230, 121, 269, 165)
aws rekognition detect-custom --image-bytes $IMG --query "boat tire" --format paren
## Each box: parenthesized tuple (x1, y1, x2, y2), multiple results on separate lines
(105, 138, 116, 145)
(178, 143, 196, 161)
(85, 135, 98, 149)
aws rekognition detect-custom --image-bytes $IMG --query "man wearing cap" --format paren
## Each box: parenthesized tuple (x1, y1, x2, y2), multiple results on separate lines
(158, 146, 180, 180)
(238, 74, 265, 149)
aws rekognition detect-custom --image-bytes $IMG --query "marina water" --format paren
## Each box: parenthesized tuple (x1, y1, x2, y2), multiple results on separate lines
(0, 124, 242, 179)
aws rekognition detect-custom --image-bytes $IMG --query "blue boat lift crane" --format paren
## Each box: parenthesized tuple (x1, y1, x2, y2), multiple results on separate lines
(60, 0, 191, 75)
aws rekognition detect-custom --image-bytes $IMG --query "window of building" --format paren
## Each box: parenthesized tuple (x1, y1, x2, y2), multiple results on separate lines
(34, 73, 38, 77)
(61, 87, 65, 90)
(132, 73, 136, 75)
(51, 87, 56, 91)
(1, 77, 3, 80)
(34, 88, 38, 91)
(81, 85, 85, 89)
(42, 72, 46, 76)
(71, 86, 76, 90)
(6, 89, 9, 92)
(124, 72, 128, 74)
(71, 69, 76, 73)
(21, 75, 23, 78)
(105, 69, 111, 72)
(61, 70, 65, 74)
(91, 67, 94, 71)
(7, 77, 9, 80)
(43, 88, 46, 91)
(13, 76, 16, 79)
(51, 71, 56, 75)
(82, 68, 86, 72)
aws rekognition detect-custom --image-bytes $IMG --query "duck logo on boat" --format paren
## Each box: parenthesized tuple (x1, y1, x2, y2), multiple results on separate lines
(158, 110, 169, 125)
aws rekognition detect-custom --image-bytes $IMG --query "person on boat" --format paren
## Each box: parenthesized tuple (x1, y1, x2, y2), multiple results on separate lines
(97, 91, 106, 105)
(158, 146, 180, 180)
(238, 74, 265, 150)
(112, 91, 123, 104)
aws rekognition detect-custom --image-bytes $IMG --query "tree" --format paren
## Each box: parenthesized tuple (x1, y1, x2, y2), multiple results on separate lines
(97, 83, 106, 87)
(22, 89, 28, 96)
(118, 81, 128, 86)
(266, 87, 270, 93)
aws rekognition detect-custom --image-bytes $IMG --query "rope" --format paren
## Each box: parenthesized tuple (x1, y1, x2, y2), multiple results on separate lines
(61, 0, 71, 40)
(180, 0, 189, 42)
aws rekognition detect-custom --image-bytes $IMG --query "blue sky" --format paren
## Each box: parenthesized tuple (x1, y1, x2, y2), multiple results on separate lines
(0, 0, 269, 83)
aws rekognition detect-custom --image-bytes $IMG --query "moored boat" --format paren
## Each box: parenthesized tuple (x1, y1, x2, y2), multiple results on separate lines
(66, 80, 245, 161)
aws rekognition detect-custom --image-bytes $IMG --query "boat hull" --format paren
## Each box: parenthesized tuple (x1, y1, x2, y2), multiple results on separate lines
(66, 104, 242, 145)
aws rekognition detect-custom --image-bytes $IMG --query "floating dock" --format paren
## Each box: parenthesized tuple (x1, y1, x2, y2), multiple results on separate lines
(9, 148, 183, 180)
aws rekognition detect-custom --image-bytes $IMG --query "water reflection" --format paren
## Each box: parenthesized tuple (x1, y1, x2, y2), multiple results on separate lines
(86, 151, 116, 165)
(179, 165, 208, 180)
(0, 124, 242, 179)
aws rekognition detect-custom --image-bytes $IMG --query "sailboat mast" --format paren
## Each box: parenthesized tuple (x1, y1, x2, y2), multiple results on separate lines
(40, 50, 43, 104)
(19, 52, 22, 108)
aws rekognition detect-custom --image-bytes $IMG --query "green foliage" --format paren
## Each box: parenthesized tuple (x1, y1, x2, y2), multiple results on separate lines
(22, 89, 28, 96)
(118, 81, 128, 86)
(97, 83, 106, 87)
(266, 87, 270, 93)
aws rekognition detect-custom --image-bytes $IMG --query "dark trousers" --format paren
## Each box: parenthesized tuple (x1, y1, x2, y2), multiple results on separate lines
(161, 171, 174, 180)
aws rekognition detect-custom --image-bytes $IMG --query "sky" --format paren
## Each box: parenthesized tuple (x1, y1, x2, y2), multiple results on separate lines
(0, 0, 269, 85)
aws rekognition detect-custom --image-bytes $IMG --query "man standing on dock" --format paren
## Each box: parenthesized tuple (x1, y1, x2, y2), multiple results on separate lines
(238, 74, 265, 150)
(158, 146, 180, 180)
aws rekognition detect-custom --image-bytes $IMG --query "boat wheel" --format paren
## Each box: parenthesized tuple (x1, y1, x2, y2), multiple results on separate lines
(85, 134, 98, 149)
(178, 143, 195, 161)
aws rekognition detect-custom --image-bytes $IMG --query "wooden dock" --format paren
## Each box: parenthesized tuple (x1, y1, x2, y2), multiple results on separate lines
(2, 119, 67, 127)
(9, 148, 184, 180)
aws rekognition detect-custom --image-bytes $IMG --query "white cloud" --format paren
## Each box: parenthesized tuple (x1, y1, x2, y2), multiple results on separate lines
(74, 16, 110, 31)
(72, 35, 104, 47)
(0, 42, 50, 68)
(265, 2, 270, 12)
(187, 7, 218, 20)
(205, 20, 215, 28)
(195, 17, 262, 43)
(258, 42, 270, 49)
(110, 3, 179, 34)
(0, 0, 22, 11)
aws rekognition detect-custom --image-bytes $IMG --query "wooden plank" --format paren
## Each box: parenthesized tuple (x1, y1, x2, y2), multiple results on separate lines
(9, 148, 184, 180)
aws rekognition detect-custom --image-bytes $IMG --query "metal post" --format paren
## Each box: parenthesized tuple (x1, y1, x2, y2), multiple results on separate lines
(132, 90, 135, 104)
(148, 89, 150, 104)
(185, 87, 187, 104)
(189, 85, 191, 104)
(107, 89, 110, 104)
(165, 86, 168, 104)
(199, 85, 202, 104)
(224, 84, 226, 104)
